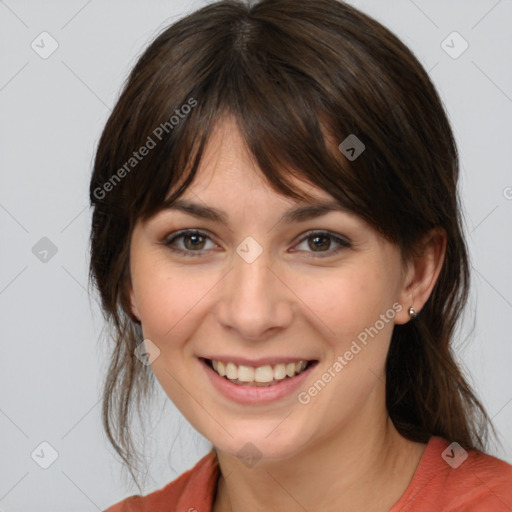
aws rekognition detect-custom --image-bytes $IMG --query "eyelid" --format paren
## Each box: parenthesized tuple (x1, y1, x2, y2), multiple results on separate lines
(162, 229, 351, 258)
(162, 229, 219, 257)
(292, 230, 351, 258)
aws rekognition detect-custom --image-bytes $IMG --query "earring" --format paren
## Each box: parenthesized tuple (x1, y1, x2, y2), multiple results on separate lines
(408, 307, 418, 319)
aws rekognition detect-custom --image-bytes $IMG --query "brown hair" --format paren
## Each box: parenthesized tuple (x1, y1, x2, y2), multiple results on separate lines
(89, 0, 495, 490)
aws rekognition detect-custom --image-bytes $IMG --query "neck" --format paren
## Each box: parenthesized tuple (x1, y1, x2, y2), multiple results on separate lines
(213, 403, 426, 512)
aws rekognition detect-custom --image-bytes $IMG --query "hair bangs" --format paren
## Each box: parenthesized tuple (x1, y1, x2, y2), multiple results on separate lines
(130, 39, 379, 238)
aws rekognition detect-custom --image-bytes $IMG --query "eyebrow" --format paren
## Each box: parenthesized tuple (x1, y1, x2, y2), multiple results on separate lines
(157, 198, 350, 225)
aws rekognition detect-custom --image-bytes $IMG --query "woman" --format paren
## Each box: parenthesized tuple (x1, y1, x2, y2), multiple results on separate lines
(90, 0, 512, 510)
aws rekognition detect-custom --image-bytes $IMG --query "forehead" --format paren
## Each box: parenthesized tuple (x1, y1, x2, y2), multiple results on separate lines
(172, 114, 333, 206)
(155, 161, 363, 235)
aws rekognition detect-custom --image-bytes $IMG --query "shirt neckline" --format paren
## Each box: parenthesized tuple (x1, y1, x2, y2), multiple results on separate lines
(205, 436, 444, 511)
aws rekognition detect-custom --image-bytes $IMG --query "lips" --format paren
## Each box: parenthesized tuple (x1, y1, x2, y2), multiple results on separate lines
(200, 357, 319, 404)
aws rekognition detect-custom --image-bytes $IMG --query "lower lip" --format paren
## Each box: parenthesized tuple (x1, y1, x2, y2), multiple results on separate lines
(199, 358, 318, 405)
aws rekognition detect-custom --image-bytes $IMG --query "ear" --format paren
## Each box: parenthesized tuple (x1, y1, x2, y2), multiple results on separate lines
(394, 227, 447, 325)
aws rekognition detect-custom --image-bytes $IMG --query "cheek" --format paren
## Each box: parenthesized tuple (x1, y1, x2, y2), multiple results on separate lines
(289, 261, 392, 341)
(131, 256, 219, 341)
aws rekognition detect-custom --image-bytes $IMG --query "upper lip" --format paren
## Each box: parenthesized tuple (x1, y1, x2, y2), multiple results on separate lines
(200, 356, 317, 367)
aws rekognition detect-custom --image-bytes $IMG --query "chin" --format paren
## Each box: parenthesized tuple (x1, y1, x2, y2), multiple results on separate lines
(210, 425, 308, 463)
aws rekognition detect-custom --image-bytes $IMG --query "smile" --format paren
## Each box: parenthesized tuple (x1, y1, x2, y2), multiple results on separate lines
(206, 358, 312, 386)
(200, 357, 319, 404)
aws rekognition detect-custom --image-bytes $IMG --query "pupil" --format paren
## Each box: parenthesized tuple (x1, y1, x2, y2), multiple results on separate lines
(186, 234, 204, 250)
(310, 235, 329, 251)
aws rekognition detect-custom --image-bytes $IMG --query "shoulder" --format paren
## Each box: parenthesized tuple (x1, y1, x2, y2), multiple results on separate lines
(392, 436, 512, 512)
(444, 440, 512, 511)
(104, 449, 219, 512)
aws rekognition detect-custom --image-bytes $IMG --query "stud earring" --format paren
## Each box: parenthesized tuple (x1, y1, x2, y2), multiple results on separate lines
(408, 307, 417, 319)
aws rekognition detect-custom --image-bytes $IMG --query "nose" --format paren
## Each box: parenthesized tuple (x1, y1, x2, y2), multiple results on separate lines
(214, 249, 294, 341)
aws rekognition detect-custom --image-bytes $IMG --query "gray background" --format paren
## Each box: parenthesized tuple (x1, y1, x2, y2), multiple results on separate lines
(1, 0, 511, 510)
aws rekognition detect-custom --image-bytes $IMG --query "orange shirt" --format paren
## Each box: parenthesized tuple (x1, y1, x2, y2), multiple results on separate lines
(105, 436, 512, 511)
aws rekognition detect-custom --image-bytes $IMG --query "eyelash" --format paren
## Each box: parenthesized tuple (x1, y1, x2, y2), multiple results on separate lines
(162, 229, 351, 258)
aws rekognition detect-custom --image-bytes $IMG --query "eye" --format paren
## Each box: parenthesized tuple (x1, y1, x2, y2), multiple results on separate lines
(163, 230, 218, 257)
(163, 229, 351, 259)
(292, 231, 351, 258)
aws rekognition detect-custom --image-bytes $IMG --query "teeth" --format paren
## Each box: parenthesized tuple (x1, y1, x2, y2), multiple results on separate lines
(255, 365, 274, 382)
(286, 362, 296, 377)
(226, 362, 238, 380)
(238, 365, 255, 382)
(274, 364, 287, 380)
(209, 359, 310, 383)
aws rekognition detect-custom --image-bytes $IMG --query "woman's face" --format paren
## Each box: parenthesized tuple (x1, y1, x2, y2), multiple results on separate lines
(128, 116, 413, 460)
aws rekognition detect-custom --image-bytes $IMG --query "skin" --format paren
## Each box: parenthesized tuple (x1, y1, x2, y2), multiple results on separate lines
(128, 115, 447, 512)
